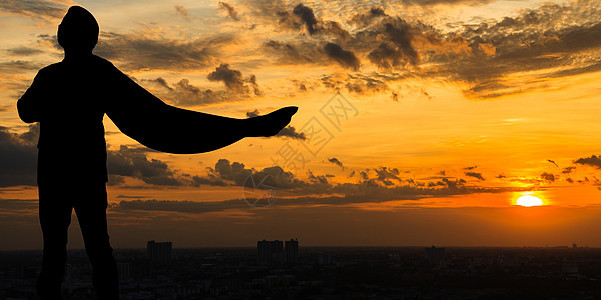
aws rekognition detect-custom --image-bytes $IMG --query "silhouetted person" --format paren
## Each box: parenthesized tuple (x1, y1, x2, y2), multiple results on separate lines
(17, 6, 297, 300)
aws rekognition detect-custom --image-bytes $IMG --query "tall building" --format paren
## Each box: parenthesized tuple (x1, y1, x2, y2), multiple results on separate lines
(424, 246, 445, 266)
(147, 240, 172, 265)
(117, 262, 130, 280)
(257, 239, 300, 265)
(257, 240, 284, 265)
(285, 239, 299, 264)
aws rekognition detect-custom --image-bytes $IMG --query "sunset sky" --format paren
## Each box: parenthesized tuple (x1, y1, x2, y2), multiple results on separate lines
(3, 0, 601, 250)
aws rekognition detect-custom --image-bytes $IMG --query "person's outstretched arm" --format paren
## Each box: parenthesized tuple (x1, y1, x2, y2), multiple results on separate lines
(103, 60, 297, 154)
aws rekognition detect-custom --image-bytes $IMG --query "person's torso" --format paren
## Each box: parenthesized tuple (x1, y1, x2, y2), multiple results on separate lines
(36, 55, 112, 183)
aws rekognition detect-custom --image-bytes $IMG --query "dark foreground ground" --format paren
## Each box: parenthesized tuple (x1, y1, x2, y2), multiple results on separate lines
(2, 246, 601, 299)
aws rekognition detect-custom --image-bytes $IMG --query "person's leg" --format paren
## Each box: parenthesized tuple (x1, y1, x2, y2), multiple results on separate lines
(73, 183, 118, 300)
(37, 185, 73, 300)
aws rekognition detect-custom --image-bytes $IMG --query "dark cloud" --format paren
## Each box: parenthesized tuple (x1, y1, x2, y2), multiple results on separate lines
(367, 18, 419, 69)
(247, 75, 261, 95)
(0, 125, 38, 187)
(321, 73, 389, 95)
(324, 43, 360, 70)
(0, 199, 37, 213)
(368, 43, 403, 70)
(0, 104, 13, 113)
(540, 172, 556, 182)
(4, 47, 44, 57)
(328, 157, 344, 170)
(292, 3, 318, 35)
(464, 166, 478, 170)
(547, 159, 558, 167)
(114, 199, 242, 214)
(371, 166, 402, 186)
(107, 145, 182, 186)
(35, 34, 61, 51)
(191, 174, 228, 187)
(114, 173, 526, 215)
(323, 21, 350, 42)
(138, 64, 261, 107)
(276, 10, 303, 32)
(397, 0, 495, 6)
(263, 40, 317, 65)
(346, 74, 389, 94)
(218, 2, 240, 21)
(94, 32, 239, 72)
(574, 155, 601, 169)
(112, 185, 463, 214)
(267, 3, 350, 43)
(246, 109, 260, 118)
(338, 3, 601, 98)
(139, 77, 227, 106)
(436, 178, 467, 189)
(349, 7, 388, 27)
(0, 0, 65, 19)
(213, 159, 249, 183)
(276, 126, 306, 140)
(307, 171, 332, 185)
(562, 166, 576, 174)
(194, 160, 375, 195)
(207, 64, 261, 95)
(289, 79, 315, 92)
(116, 195, 150, 199)
(440, 4, 601, 97)
(0, 60, 43, 74)
(465, 172, 485, 181)
(174, 5, 191, 21)
(547, 60, 601, 79)
(107, 174, 126, 186)
(200, 159, 305, 190)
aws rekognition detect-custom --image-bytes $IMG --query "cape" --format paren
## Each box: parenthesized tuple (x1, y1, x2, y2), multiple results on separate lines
(105, 64, 245, 154)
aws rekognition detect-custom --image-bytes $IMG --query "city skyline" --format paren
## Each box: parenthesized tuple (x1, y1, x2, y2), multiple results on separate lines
(3, 0, 601, 250)
(6, 245, 601, 299)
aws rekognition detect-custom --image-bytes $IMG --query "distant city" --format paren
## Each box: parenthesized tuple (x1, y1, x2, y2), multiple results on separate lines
(2, 241, 601, 299)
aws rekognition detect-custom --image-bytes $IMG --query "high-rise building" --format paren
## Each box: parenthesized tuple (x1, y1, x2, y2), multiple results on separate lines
(318, 254, 332, 265)
(147, 240, 172, 265)
(285, 239, 299, 264)
(257, 240, 284, 265)
(424, 246, 445, 266)
(117, 262, 130, 280)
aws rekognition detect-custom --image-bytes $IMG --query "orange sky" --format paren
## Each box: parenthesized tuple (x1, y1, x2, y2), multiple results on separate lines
(2, 0, 601, 250)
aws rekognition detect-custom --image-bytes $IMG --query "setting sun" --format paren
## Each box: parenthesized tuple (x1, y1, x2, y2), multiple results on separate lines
(516, 195, 544, 207)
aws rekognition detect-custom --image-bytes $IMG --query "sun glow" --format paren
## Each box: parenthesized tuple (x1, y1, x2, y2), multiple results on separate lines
(516, 195, 544, 207)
